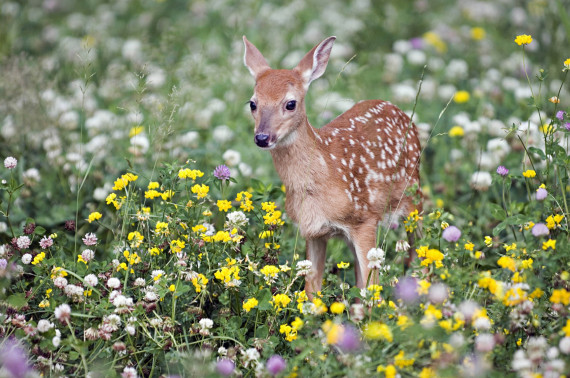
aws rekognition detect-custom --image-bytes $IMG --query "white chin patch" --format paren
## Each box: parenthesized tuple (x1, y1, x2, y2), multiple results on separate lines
(276, 130, 298, 147)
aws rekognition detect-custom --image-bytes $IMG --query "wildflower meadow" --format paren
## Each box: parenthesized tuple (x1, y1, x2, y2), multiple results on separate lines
(1, 1, 570, 377)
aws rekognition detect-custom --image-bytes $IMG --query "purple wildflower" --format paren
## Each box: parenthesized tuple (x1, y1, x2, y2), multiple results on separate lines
(410, 37, 424, 49)
(496, 166, 509, 176)
(266, 355, 287, 376)
(536, 187, 547, 201)
(556, 110, 566, 121)
(82, 232, 98, 246)
(23, 223, 36, 235)
(531, 223, 549, 237)
(442, 225, 461, 242)
(395, 276, 419, 304)
(216, 359, 235, 376)
(0, 259, 7, 270)
(0, 338, 30, 378)
(213, 165, 231, 181)
(337, 325, 361, 352)
(566, 122, 570, 131)
(4, 157, 17, 169)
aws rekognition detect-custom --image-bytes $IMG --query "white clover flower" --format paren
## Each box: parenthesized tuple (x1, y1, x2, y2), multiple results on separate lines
(17, 236, 31, 249)
(134, 277, 146, 287)
(84, 274, 98, 287)
(54, 303, 71, 323)
(199, 318, 214, 330)
(473, 316, 491, 331)
(470, 171, 492, 191)
(126, 324, 136, 336)
(53, 276, 68, 289)
(4, 156, 17, 169)
(367, 248, 385, 269)
(37, 319, 54, 333)
(81, 249, 95, 263)
(64, 284, 85, 301)
(512, 350, 532, 371)
(113, 294, 133, 308)
(213, 125, 234, 143)
(560, 337, 570, 354)
(475, 333, 495, 353)
(144, 289, 158, 302)
(21, 253, 32, 265)
(121, 366, 138, 378)
(295, 260, 312, 276)
(395, 239, 410, 253)
(226, 211, 248, 228)
(222, 149, 241, 167)
(107, 277, 121, 289)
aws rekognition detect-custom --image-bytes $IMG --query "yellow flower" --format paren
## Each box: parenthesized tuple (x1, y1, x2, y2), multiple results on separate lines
(260, 265, 280, 282)
(169, 284, 176, 292)
(550, 288, 570, 305)
(216, 199, 232, 212)
(423, 31, 447, 53)
(397, 315, 412, 330)
(504, 243, 517, 252)
(129, 125, 144, 138)
(529, 288, 544, 299)
(464, 242, 474, 251)
(562, 319, 570, 337)
(87, 212, 102, 223)
(497, 256, 516, 272)
(471, 27, 485, 40)
(363, 322, 393, 342)
(39, 299, 50, 308)
(148, 181, 160, 190)
(322, 320, 343, 344)
(191, 273, 208, 293)
(272, 293, 291, 311)
(191, 184, 209, 199)
(127, 231, 144, 248)
(258, 230, 274, 239)
(542, 239, 556, 251)
(394, 350, 415, 368)
(155, 222, 169, 235)
(449, 126, 465, 137)
(31, 252, 46, 265)
(51, 267, 67, 280)
(170, 239, 185, 253)
(546, 214, 564, 229)
(160, 190, 174, 201)
(112, 173, 138, 191)
(337, 261, 350, 269)
(417, 279, 431, 295)
(453, 91, 470, 104)
(549, 96, 560, 104)
(419, 367, 436, 378)
(484, 236, 493, 247)
(522, 169, 536, 178)
(514, 34, 532, 46)
(243, 298, 259, 312)
(178, 168, 204, 180)
(564, 58, 570, 70)
(330, 302, 346, 314)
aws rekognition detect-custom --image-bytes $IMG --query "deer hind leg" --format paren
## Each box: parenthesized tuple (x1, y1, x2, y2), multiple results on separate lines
(348, 220, 379, 289)
(304, 236, 327, 299)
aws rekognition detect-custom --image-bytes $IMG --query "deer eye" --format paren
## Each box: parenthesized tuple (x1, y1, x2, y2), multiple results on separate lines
(249, 101, 257, 112)
(285, 100, 296, 111)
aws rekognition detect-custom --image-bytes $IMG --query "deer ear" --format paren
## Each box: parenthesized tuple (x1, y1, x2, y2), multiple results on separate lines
(294, 36, 336, 89)
(243, 36, 271, 79)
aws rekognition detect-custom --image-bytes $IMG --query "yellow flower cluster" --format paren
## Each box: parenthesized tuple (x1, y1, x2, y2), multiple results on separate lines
(170, 239, 185, 253)
(262, 202, 284, 226)
(191, 273, 208, 293)
(522, 169, 536, 178)
(404, 209, 423, 233)
(178, 168, 204, 180)
(105, 192, 124, 210)
(322, 320, 343, 344)
(330, 302, 345, 314)
(363, 321, 393, 342)
(497, 256, 516, 272)
(112, 172, 138, 191)
(367, 284, 383, 302)
(337, 261, 350, 269)
(236, 191, 254, 212)
(214, 265, 241, 286)
(280, 317, 303, 342)
(87, 211, 102, 223)
(260, 265, 280, 283)
(453, 91, 470, 104)
(216, 199, 232, 212)
(514, 34, 532, 46)
(503, 287, 528, 306)
(242, 297, 258, 312)
(191, 184, 209, 199)
(155, 221, 169, 235)
(272, 293, 291, 312)
(51, 267, 68, 280)
(32, 252, 46, 265)
(550, 288, 570, 305)
(394, 350, 415, 368)
(546, 214, 564, 229)
(128, 231, 144, 248)
(416, 246, 444, 268)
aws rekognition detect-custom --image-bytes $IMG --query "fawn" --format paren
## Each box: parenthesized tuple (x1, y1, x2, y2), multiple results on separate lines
(243, 36, 422, 297)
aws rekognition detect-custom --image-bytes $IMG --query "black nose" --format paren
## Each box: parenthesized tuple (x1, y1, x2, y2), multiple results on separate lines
(254, 133, 270, 147)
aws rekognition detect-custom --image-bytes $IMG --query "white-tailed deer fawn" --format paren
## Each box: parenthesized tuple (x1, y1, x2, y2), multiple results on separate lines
(243, 36, 422, 297)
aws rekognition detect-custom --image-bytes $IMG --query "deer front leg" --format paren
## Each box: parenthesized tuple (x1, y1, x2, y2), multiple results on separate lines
(349, 221, 379, 289)
(304, 237, 327, 299)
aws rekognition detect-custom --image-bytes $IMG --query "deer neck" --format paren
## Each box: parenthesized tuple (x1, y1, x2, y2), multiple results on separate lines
(270, 119, 326, 193)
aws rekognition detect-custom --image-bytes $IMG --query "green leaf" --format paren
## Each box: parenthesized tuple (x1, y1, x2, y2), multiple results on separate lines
(6, 293, 27, 308)
(34, 226, 47, 236)
(255, 325, 269, 339)
(528, 147, 546, 160)
(256, 288, 273, 311)
(489, 203, 506, 221)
